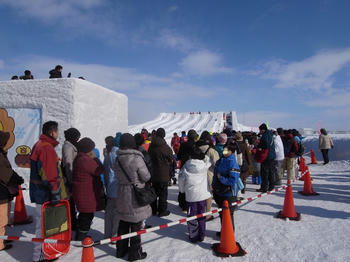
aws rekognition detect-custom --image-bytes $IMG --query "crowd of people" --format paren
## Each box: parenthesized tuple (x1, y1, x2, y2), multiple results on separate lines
(0, 121, 334, 261)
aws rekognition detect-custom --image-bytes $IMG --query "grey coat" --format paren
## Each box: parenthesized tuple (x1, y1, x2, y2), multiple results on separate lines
(62, 140, 78, 191)
(114, 149, 152, 223)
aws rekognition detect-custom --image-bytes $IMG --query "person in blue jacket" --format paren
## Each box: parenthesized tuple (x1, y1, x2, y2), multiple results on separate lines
(212, 142, 240, 235)
(103, 136, 119, 239)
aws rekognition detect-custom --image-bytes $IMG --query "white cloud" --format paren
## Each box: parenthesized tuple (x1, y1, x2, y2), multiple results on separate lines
(305, 89, 350, 108)
(257, 48, 350, 91)
(158, 30, 195, 52)
(0, 0, 116, 39)
(180, 50, 234, 76)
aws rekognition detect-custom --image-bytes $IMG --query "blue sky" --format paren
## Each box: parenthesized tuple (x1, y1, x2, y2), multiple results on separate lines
(1, 0, 350, 130)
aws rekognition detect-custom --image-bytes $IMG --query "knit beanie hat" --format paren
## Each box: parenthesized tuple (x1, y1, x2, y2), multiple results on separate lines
(134, 133, 145, 146)
(120, 133, 136, 149)
(188, 129, 198, 141)
(235, 132, 243, 141)
(259, 123, 268, 131)
(77, 137, 95, 153)
(156, 128, 166, 138)
(64, 128, 81, 143)
(218, 133, 227, 144)
(0, 131, 10, 149)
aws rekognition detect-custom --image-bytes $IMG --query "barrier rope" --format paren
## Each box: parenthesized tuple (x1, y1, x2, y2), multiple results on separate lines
(0, 184, 288, 247)
(94, 184, 288, 246)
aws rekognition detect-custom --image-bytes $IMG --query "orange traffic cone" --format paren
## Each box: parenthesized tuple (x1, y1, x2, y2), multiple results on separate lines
(299, 157, 306, 171)
(299, 160, 306, 181)
(276, 181, 301, 221)
(212, 200, 246, 257)
(81, 236, 95, 262)
(298, 167, 319, 196)
(310, 150, 318, 164)
(13, 186, 33, 225)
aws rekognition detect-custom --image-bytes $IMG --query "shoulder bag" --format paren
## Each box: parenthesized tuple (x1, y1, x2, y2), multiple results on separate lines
(117, 159, 156, 207)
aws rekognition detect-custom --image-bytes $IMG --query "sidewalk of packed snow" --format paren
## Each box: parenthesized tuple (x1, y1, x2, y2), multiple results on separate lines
(0, 156, 349, 262)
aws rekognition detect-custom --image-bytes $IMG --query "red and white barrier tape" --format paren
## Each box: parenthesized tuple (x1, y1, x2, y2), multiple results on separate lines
(298, 169, 309, 179)
(0, 184, 290, 246)
(0, 235, 80, 246)
(95, 184, 288, 246)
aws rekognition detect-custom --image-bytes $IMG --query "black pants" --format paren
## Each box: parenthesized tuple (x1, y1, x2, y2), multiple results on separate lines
(116, 220, 143, 259)
(75, 212, 94, 240)
(151, 183, 168, 214)
(321, 149, 329, 164)
(69, 197, 78, 230)
(213, 194, 237, 231)
(261, 160, 276, 191)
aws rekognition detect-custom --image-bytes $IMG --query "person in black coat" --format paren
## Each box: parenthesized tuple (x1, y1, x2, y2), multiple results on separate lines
(176, 129, 198, 210)
(148, 128, 173, 217)
(49, 65, 63, 79)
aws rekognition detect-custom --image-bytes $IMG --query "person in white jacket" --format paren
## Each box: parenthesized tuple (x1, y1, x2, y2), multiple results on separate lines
(274, 129, 285, 185)
(178, 147, 211, 243)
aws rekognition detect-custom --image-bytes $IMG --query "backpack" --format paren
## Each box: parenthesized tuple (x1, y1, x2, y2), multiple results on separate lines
(295, 142, 305, 156)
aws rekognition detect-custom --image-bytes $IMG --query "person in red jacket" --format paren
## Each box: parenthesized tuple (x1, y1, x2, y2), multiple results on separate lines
(72, 137, 104, 241)
(281, 130, 299, 181)
(171, 132, 181, 154)
(30, 121, 67, 262)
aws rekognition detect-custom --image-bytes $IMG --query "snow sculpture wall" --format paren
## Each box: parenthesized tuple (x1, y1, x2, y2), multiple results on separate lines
(0, 78, 128, 164)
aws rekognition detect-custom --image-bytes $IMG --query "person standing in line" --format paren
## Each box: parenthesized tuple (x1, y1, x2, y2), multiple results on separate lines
(103, 136, 119, 239)
(196, 131, 219, 221)
(178, 147, 211, 242)
(319, 128, 334, 165)
(177, 129, 198, 211)
(281, 130, 299, 181)
(215, 133, 228, 158)
(0, 131, 24, 251)
(30, 121, 67, 262)
(256, 123, 276, 192)
(171, 132, 181, 155)
(148, 128, 173, 217)
(114, 133, 151, 261)
(62, 127, 81, 231)
(274, 128, 285, 185)
(212, 143, 241, 236)
(235, 132, 251, 194)
(72, 138, 104, 241)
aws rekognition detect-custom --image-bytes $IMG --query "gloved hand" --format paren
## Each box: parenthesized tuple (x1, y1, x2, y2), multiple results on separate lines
(49, 189, 61, 206)
(9, 171, 24, 185)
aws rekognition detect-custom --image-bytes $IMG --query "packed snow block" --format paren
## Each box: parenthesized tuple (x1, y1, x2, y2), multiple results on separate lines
(0, 78, 128, 157)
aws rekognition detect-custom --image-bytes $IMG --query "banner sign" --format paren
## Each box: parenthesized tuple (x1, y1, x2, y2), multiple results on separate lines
(0, 108, 41, 168)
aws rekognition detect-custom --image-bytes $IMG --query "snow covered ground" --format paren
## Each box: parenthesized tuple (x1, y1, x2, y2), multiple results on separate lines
(1, 156, 349, 262)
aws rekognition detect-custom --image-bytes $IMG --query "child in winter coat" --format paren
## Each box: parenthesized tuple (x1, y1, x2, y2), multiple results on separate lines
(212, 143, 240, 234)
(178, 147, 211, 242)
